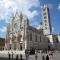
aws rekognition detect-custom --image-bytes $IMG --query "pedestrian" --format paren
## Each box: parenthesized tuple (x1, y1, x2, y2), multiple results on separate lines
(25, 49, 28, 54)
(8, 52, 11, 60)
(26, 53, 29, 60)
(12, 52, 13, 58)
(25, 49, 29, 60)
(42, 55, 45, 60)
(49, 52, 53, 56)
(46, 55, 49, 60)
(35, 52, 38, 60)
(16, 54, 19, 60)
(20, 54, 22, 60)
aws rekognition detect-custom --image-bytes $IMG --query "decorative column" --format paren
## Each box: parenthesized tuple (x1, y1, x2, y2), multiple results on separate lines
(9, 34, 12, 50)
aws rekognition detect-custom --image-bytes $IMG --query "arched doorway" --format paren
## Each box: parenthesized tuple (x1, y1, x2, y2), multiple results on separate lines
(20, 43, 23, 50)
(10, 44, 11, 50)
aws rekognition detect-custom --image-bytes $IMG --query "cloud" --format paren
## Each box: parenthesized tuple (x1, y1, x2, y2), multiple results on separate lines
(57, 4, 60, 10)
(0, 27, 7, 32)
(37, 25, 41, 29)
(37, 24, 43, 29)
(0, 0, 40, 23)
(26, 10, 38, 20)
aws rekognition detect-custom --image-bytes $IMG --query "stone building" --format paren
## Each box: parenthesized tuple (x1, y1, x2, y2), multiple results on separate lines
(42, 5, 60, 50)
(57, 35, 60, 42)
(46, 34, 59, 50)
(4, 12, 49, 51)
(56, 35, 60, 50)
(4, 5, 60, 51)
(42, 5, 52, 35)
(0, 38, 5, 50)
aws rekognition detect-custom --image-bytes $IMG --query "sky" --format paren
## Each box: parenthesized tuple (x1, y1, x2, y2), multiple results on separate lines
(0, 0, 60, 38)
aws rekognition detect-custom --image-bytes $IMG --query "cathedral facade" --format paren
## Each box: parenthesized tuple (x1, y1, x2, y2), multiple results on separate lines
(5, 5, 60, 51)
(4, 12, 50, 51)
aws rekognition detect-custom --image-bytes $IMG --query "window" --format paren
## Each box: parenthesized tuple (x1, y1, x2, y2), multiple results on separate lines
(30, 33, 32, 41)
(44, 16, 47, 19)
(20, 27, 23, 31)
(44, 20, 47, 22)
(14, 21, 20, 31)
(56, 38, 59, 43)
(35, 35, 37, 42)
(45, 23, 47, 26)
(40, 36, 41, 42)
(43, 12, 46, 15)
(45, 27, 47, 29)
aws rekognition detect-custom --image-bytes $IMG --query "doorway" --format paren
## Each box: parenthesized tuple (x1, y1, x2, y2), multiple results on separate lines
(20, 43, 23, 50)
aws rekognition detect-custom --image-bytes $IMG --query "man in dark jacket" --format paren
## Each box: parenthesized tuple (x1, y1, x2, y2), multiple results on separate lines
(42, 55, 45, 60)
(46, 55, 49, 60)
(8, 52, 11, 60)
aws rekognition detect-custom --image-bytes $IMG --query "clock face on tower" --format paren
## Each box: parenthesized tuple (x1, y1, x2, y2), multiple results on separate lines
(14, 20, 20, 32)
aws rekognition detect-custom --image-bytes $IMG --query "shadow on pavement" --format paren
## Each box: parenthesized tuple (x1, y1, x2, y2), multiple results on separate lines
(0, 57, 25, 60)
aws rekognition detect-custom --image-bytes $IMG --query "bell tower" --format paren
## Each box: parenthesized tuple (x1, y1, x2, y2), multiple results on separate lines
(42, 5, 52, 35)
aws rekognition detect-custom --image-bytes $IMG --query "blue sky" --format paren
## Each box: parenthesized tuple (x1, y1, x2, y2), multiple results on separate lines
(0, 0, 60, 38)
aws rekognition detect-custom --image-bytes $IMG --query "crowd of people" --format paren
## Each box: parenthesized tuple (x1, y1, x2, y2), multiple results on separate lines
(35, 50, 51, 60)
(8, 52, 23, 60)
(8, 49, 54, 60)
(42, 55, 49, 60)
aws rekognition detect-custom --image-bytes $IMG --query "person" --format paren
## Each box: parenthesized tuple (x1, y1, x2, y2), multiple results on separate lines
(46, 55, 49, 60)
(26, 53, 29, 60)
(8, 52, 11, 60)
(25, 49, 29, 60)
(12, 52, 13, 58)
(42, 55, 45, 60)
(25, 49, 28, 54)
(20, 54, 22, 60)
(16, 54, 19, 60)
(35, 51, 38, 60)
(49, 51, 53, 56)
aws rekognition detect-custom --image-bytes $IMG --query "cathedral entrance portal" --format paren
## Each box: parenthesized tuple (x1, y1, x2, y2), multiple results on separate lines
(9, 44, 11, 50)
(20, 43, 23, 50)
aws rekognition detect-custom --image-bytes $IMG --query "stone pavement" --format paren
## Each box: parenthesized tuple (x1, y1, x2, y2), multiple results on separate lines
(0, 51, 60, 60)
(28, 51, 60, 60)
(0, 58, 15, 60)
